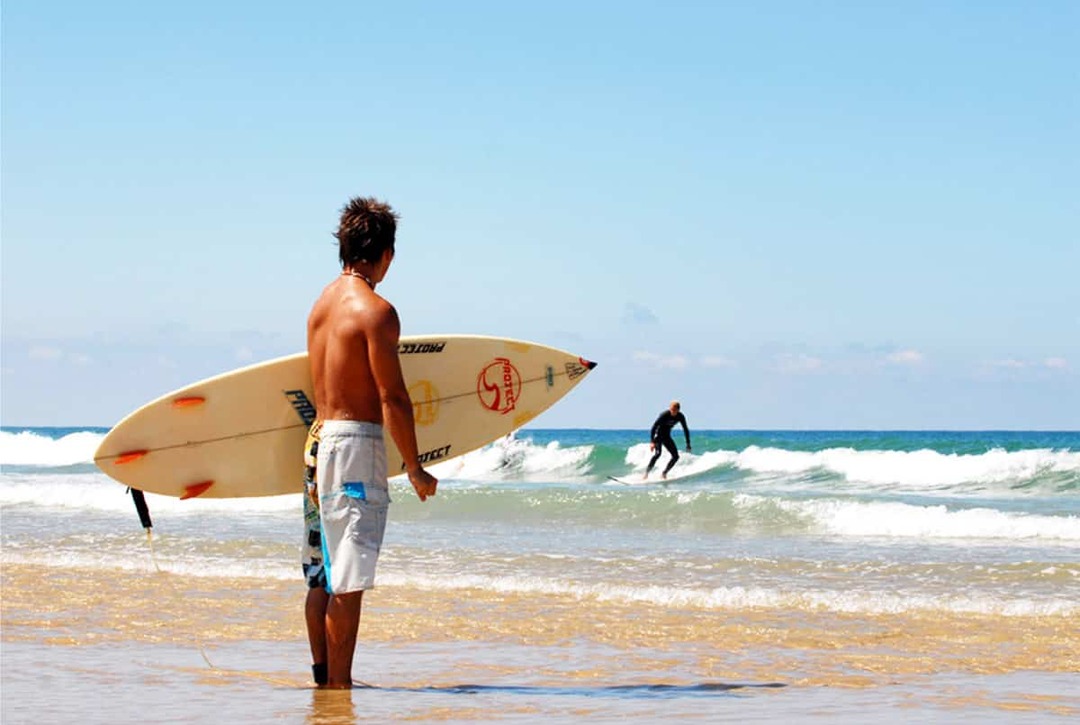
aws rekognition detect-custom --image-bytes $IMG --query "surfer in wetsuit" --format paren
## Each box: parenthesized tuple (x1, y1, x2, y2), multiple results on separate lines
(645, 401, 691, 480)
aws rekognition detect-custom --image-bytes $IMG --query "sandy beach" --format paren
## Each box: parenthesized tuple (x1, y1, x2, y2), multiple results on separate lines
(3, 563, 1077, 722)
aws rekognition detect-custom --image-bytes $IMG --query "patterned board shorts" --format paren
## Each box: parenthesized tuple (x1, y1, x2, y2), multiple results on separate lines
(301, 421, 326, 590)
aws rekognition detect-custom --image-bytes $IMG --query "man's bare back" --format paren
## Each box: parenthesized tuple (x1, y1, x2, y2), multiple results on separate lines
(307, 273, 396, 425)
(307, 268, 437, 500)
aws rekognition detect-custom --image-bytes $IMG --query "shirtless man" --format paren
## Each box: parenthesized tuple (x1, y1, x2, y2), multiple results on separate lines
(304, 196, 438, 689)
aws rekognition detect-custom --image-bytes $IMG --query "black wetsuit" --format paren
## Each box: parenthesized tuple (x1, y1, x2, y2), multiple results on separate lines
(646, 410, 691, 476)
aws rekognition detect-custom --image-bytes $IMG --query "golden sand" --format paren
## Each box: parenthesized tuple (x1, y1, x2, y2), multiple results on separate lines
(3, 563, 1077, 697)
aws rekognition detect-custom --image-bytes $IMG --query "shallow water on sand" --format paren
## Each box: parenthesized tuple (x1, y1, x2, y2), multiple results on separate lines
(2, 564, 1078, 723)
(3, 640, 1077, 723)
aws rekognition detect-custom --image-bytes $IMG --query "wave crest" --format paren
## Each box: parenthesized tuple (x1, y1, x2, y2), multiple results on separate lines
(0, 430, 104, 467)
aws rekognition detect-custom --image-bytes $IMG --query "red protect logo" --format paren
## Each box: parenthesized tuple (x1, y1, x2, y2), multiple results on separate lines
(477, 357, 521, 414)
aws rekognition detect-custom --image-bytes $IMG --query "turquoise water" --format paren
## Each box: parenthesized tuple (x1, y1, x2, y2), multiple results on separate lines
(2, 426, 1077, 616)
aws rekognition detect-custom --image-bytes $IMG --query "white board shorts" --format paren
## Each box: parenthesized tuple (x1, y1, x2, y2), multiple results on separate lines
(316, 420, 391, 594)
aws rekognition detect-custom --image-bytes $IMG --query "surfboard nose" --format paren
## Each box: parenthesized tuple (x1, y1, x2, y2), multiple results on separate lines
(580, 358, 598, 370)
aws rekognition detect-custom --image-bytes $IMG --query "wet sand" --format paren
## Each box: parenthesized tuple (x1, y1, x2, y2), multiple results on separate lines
(2, 564, 1078, 722)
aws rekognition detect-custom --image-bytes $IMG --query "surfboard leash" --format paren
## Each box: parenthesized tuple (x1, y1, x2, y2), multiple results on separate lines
(197, 644, 307, 687)
(127, 487, 162, 572)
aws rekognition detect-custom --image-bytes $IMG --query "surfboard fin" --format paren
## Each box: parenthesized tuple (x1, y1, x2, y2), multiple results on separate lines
(181, 480, 215, 500)
(115, 449, 149, 465)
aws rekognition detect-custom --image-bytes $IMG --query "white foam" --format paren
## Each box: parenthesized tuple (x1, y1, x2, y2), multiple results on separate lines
(735, 494, 1080, 542)
(0, 548, 297, 582)
(0, 430, 104, 466)
(377, 571, 1078, 617)
(6, 550, 1072, 616)
(7, 536, 1076, 618)
(428, 435, 595, 481)
(623, 442, 736, 478)
(0, 472, 302, 514)
(734, 445, 1080, 488)
(7, 429, 1075, 493)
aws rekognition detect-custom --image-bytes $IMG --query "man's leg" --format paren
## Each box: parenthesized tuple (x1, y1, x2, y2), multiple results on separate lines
(303, 425, 326, 685)
(325, 590, 365, 688)
(305, 586, 329, 685)
(645, 445, 664, 477)
(302, 474, 329, 686)
(661, 437, 679, 478)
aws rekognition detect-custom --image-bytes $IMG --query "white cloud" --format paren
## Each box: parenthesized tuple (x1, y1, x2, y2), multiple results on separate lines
(26, 346, 92, 365)
(774, 353, 823, 374)
(885, 349, 925, 366)
(700, 355, 736, 369)
(982, 357, 1068, 371)
(28, 346, 64, 361)
(633, 351, 689, 370)
(989, 359, 1027, 369)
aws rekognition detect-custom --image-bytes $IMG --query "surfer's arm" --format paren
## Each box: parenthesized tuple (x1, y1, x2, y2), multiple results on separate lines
(368, 304, 437, 500)
(679, 414, 691, 450)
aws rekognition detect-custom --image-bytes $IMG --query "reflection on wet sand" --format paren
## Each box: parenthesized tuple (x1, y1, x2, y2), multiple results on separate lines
(3, 563, 1077, 694)
(307, 688, 357, 725)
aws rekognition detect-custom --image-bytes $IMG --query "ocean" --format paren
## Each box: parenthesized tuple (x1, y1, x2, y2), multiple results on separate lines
(2, 426, 1078, 722)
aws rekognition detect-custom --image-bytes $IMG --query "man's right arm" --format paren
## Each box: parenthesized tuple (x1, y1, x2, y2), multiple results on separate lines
(649, 414, 662, 442)
(367, 303, 437, 501)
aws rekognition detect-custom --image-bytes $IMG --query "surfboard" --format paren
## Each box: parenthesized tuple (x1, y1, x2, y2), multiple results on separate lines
(607, 475, 650, 486)
(94, 335, 596, 499)
(606, 470, 693, 486)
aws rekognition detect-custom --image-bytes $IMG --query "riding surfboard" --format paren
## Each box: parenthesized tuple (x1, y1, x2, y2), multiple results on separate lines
(94, 335, 596, 499)
(606, 469, 694, 486)
(607, 475, 657, 486)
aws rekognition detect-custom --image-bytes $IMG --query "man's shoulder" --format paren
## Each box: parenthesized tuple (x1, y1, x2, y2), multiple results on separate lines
(367, 293, 397, 321)
(334, 288, 394, 315)
(348, 294, 399, 340)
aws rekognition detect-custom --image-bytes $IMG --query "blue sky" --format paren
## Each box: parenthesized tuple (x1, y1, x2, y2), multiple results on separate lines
(2, 1, 1078, 429)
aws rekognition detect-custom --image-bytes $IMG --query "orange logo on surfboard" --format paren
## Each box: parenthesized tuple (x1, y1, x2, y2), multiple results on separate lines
(477, 357, 521, 415)
(408, 380, 440, 426)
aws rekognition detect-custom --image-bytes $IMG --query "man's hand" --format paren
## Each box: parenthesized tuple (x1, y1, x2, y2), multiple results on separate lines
(407, 468, 438, 502)
(649, 442, 655, 451)
(686, 445, 692, 453)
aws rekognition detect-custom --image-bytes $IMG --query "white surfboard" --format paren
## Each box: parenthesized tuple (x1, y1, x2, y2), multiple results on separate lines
(94, 335, 596, 499)
(606, 468, 696, 486)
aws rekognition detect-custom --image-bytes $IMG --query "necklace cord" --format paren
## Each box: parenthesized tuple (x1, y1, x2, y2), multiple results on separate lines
(341, 270, 374, 288)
